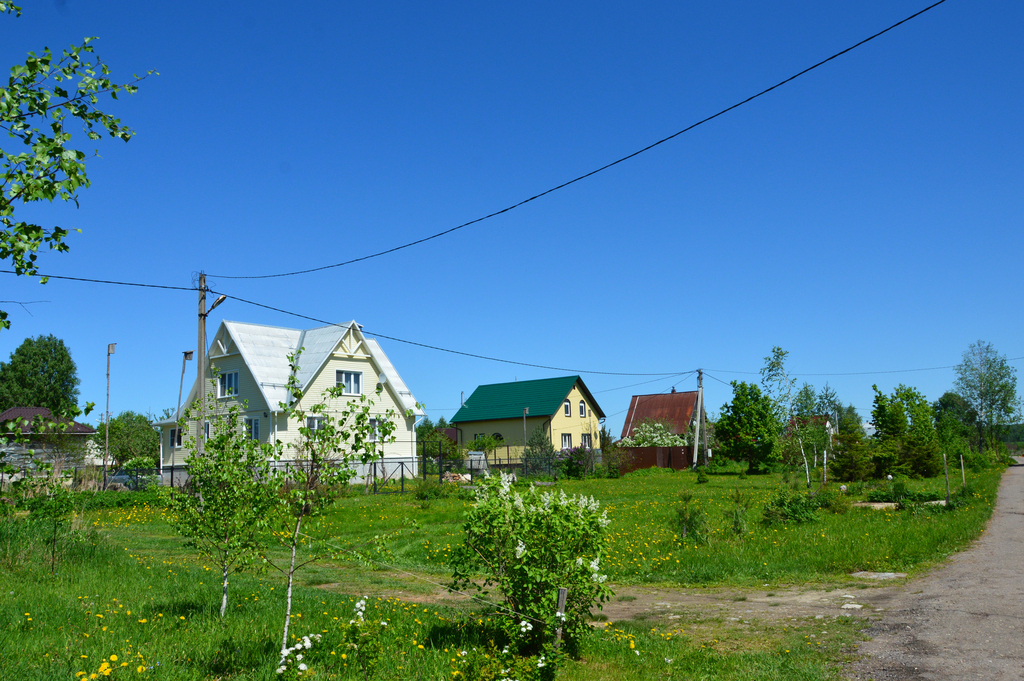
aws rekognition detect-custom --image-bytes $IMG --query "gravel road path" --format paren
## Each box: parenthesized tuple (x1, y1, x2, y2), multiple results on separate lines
(847, 457, 1024, 680)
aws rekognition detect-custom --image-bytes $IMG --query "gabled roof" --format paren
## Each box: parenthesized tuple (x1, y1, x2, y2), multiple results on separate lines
(0, 407, 97, 435)
(451, 376, 604, 424)
(161, 320, 423, 425)
(621, 391, 699, 440)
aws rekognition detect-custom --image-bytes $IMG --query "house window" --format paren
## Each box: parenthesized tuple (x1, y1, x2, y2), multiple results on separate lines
(579, 400, 586, 418)
(581, 433, 593, 448)
(169, 428, 182, 449)
(218, 371, 239, 398)
(337, 371, 362, 395)
(564, 400, 571, 417)
(306, 417, 324, 431)
(204, 421, 210, 439)
(369, 418, 379, 443)
(492, 433, 503, 441)
(561, 433, 572, 449)
(245, 417, 260, 441)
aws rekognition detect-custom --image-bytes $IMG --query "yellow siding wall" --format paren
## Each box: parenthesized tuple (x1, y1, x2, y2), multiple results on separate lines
(458, 415, 551, 459)
(548, 384, 601, 450)
(453, 383, 603, 461)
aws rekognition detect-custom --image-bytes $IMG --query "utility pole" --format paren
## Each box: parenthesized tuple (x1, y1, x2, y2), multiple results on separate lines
(197, 273, 207, 454)
(696, 369, 707, 467)
(523, 407, 529, 454)
(196, 272, 227, 456)
(692, 370, 703, 468)
(104, 343, 115, 489)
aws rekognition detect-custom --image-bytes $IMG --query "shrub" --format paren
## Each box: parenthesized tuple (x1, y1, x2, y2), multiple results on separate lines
(554, 446, 591, 479)
(450, 473, 612, 659)
(413, 478, 460, 500)
(761, 488, 819, 525)
(673, 492, 708, 544)
(812, 488, 851, 514)
(728, 488, 751, 536)
(696, 468, 709, 484)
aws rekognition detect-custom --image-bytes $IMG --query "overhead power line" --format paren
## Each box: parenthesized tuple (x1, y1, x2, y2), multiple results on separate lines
(0, 270, 196, 291)
(207, 0, 949, 281)
(211, 289, 684, 377)
(8, 268, 1015, 378)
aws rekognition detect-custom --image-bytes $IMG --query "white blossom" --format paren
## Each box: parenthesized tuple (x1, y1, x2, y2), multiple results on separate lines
(515, 541, 526, 559)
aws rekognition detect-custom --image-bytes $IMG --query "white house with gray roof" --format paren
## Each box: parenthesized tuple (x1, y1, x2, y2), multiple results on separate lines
(156, 320, 423, 479)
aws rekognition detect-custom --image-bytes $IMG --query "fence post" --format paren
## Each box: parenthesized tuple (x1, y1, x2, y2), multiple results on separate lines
(554, 587, 568, 648)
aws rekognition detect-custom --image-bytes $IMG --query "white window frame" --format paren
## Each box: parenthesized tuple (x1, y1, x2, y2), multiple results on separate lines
(561, 433, 572, 449)
(306, 416, 324, 431)
(336, 370, 362, 395)
(581, 433, 593, 449)
(369, 418, 379, 443)
(564, 399, 571, 417)
(579, 400, 586, 418)
(169, 428, 182, 449)
(245, 417, 260, 441)
(218, 371, 239, 398)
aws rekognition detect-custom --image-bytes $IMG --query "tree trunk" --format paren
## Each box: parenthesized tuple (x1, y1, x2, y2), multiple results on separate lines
(280, 515, 303, 662)
(798, 437, 809, 487)
(220, 564, 229, 618)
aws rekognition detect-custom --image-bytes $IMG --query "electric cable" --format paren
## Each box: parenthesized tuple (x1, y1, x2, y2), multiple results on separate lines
(211, 289, 684, 377)
(0, 269, 196, 291)
(207, 0, 949, 281)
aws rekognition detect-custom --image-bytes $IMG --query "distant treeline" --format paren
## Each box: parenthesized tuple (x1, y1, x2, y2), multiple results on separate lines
(998, 424, 1024, 444)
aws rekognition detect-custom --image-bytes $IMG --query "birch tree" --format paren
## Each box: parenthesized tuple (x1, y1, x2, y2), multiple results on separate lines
(164, 397, 280, 618)
(953, 341, 1020, 451)
(271, 352, 403, 662)
(1, 3, 153, 330)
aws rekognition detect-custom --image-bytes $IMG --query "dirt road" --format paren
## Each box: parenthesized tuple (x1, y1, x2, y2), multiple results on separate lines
(847, 458, 1024, 681)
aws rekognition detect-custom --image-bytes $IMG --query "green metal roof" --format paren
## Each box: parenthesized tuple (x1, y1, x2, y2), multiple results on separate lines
(450, 375, 605, 423)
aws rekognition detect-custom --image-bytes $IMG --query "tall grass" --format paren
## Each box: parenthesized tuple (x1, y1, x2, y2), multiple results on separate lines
(0, 465, 1005, 679)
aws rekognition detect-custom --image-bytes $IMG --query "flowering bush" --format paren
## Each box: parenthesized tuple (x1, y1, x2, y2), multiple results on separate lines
(554, 446, 591, 479)
(450, 473, 613, 657)
(276, 633, 322, 679)
(451, 644, 559, 681)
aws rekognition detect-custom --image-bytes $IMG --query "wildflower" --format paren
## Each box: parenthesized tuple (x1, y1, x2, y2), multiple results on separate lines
(537, 656, 546, 668)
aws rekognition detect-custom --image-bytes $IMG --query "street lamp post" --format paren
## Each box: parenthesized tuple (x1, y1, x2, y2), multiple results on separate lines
(169, 350, 194, 481)
(104, 343, 115, 489)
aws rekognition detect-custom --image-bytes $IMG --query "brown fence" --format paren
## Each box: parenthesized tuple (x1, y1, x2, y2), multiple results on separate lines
(618, 446, 694, 475)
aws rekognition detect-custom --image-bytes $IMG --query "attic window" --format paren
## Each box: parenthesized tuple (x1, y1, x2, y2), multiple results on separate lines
(579, 400, 586, 418)
(564, 400, 571, 417)
(337, 371, 361, 395)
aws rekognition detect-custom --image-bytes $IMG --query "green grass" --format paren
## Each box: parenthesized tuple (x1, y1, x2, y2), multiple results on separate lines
(0, 466, 1004, 679)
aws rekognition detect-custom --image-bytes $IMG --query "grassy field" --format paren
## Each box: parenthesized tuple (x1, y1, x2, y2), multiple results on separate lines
(0, 465, 1004, 680)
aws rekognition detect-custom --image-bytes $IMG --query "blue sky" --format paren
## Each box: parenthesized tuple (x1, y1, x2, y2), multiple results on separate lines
(2, 0, 1021, 436)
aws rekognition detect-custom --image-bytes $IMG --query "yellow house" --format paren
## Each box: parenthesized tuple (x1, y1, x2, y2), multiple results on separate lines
(156, 320, 423, 481)
(450, 376, 605, 459)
